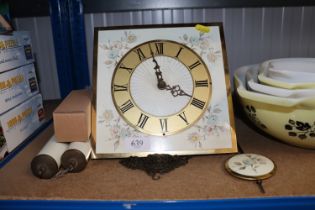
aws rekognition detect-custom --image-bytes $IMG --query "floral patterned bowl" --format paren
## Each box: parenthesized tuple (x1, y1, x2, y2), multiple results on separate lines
(235, 65, 315, 149)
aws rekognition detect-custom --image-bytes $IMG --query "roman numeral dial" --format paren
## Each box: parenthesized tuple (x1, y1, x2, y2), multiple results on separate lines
(155, 42, 164, 55)
(189, 60, 201, 70)
(178, 111, 189, 125)
(134, 48, 146, 61)
(111, 39, 211, 136)
(159, 118, 168, 134)
(113, 84, 128, 92)
(137, 113, 149, 129)
(191, 97, 206, 110)
(119, 99, 134, 113)
(195, 80, 209, 87)
(119, 64, 134, 74)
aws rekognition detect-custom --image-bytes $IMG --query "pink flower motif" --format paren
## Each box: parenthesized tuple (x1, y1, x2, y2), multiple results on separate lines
(127, 33, 137, 43)
(188, 132, 200, 142)
(199, 39, 210, 50)
(207, 51, 217, 63)
(112, 41, 123, 49)
(188, 132, 202, 148)
(104, 60, 113, 65)
(103, 110, 114, 121)
(206, 126, 213, 135)
(111, 127, 120, 138)
(99, 44, 108, 50)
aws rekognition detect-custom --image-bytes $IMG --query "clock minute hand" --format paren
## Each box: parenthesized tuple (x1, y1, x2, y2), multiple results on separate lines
(149, 44, 166, 90)
(165, 84, 192, 98)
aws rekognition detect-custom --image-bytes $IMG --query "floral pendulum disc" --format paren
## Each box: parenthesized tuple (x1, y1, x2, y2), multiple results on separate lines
(225, 153, 276, 193)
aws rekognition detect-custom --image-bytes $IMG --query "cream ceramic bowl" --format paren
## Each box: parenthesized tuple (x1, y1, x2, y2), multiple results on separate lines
(261, 58, 315, 73)
(235, 65, 315, 149)
(246, 65, 315, 98)
(266, 68, 315, 83)
(258, 58, 315, 89)
(258, 70, 315, 89)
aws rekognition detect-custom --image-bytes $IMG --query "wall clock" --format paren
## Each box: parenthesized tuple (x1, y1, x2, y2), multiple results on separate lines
(92, 23, 237, 158)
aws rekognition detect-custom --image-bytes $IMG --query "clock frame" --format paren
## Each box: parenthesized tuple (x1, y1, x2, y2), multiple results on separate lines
(92, 23, 237, 158)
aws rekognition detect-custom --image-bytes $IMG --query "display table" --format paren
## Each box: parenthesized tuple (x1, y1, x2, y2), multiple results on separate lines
(0, 101, 314, 209)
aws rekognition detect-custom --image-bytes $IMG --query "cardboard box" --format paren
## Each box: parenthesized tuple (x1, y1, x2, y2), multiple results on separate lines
(0, 31, 34, 73)
(0, 93, 45, 154)
(0, 63, 39, 114)
(53, 89, 91, 142)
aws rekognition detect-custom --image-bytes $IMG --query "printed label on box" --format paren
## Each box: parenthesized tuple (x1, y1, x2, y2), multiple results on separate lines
(0, 31, 34, 73)
(0, 94, 45, 152)
(0, 63, 39, 114)
(0, 35, 18, 51)
(0, 46, 34, 73)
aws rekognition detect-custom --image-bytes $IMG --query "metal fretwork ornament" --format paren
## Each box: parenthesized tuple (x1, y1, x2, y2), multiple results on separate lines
(119, 154, 191, 180)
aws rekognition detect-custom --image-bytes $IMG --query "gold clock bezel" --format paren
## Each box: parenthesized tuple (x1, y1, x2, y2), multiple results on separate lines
(111, 39, 212, 136)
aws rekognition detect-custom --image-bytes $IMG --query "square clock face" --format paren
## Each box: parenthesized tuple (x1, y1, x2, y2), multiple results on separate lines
(92, 23, 237, 158)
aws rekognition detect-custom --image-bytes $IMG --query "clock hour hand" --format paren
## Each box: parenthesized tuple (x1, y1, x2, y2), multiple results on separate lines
(149, 44, 166, 90)
(165, 84, 192, 98)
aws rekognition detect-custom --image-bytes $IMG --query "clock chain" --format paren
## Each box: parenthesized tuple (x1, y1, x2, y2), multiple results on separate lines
(119, 154, 191, 180)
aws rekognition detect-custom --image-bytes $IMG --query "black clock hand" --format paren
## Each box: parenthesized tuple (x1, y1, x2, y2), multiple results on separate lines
(165, 84, 192, 98)
(148, 44, 190, 97)
(149, 44, 166, 90)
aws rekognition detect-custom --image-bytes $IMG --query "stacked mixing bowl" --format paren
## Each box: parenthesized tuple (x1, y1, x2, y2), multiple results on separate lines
(234, 58, 315, 149)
